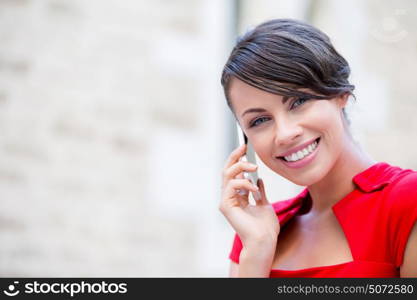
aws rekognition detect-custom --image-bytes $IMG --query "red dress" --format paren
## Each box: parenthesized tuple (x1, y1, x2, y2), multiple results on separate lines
(228, 162, 417, 277)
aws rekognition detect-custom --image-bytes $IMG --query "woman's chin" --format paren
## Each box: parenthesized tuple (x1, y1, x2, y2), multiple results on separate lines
(280, 170, 325, 187)
(291, 178, 319, 187)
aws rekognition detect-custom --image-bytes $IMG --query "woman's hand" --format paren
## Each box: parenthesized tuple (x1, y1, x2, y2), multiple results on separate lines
(219, 144, 281, 251)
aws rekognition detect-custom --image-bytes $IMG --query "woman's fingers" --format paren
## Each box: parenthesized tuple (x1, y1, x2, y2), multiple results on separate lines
(235, 190, 250, 208)
(236, 172, 245, 179)
(223, 144, 246, 170)
(220, 186, 246, 214)
(222, 161, 258, 187)
(235, 172, 245, 195)
(220, 144, 265, 211)
(256, 178, 270, 205)
(220, 178, 258, 210)
(225, 178, 259, 198)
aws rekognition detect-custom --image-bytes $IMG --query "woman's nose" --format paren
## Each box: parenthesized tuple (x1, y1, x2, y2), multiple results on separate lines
(273, 118, 303, 146)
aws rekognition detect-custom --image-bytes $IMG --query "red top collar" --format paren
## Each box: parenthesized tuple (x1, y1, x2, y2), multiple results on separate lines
(352, 162, 405, 193)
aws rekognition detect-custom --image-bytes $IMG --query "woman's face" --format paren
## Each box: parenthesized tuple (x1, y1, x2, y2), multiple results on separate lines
(229, 78, 348, 186)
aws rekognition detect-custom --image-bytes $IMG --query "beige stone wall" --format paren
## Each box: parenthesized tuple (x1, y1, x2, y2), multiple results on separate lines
(0, 0, 416, 277)
(0, 0, 232, 276)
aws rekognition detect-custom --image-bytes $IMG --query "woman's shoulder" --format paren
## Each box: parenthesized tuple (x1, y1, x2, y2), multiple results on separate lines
(389, 166, 417, 188)
(375, 163, 417, 268)
(381, 163, 417, 200)
(351, 162, 417, 214)
(351, 161, 414, 193)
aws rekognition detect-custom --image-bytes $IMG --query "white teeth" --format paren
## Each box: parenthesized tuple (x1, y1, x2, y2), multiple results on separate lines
(283, 139, 319, 162)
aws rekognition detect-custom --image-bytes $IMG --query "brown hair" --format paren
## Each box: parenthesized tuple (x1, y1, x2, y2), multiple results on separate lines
(221, 19, 355, 124)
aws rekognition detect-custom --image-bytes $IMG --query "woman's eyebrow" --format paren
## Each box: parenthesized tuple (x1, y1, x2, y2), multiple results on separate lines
(241, 108, 266, 117)
(241, 97, 292, 117)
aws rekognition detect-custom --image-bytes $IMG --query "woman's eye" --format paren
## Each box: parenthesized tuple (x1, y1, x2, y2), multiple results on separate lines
(291, 97, 309, 109)
(250, 116, 270, 127)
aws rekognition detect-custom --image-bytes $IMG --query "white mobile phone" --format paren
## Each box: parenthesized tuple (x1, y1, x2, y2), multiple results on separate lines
(236, 124, 261, 202)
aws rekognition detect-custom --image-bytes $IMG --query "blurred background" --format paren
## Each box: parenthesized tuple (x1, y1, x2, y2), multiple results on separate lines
(0, 0, 416, 277)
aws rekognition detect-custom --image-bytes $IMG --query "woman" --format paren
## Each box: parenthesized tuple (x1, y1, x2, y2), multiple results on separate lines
(219, 19, 417, 277)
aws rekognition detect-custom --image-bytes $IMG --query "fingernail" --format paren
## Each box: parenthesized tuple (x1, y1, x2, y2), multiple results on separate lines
(237, 189, 248, 196)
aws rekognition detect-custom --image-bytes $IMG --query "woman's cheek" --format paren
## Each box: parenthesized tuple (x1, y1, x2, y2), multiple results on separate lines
(253, 147, 270, 168)
(306, 105, 335, 127)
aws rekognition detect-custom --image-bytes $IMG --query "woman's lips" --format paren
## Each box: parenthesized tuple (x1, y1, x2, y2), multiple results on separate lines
(277, 137, 321, 169)
(277, 137, 319, 158)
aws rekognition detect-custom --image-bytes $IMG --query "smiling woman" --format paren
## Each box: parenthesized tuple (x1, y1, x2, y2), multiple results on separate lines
(218, 19, 417, 278)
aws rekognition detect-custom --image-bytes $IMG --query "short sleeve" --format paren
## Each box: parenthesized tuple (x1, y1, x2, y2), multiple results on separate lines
(388, 173, 417, 268)
(228, 233, 243, 264)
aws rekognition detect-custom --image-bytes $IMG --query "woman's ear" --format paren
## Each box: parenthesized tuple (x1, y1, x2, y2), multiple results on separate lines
(337, 93, 349, 109)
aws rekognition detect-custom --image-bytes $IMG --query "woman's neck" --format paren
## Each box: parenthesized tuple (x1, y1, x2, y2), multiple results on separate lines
(306, 136, 376, 215)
